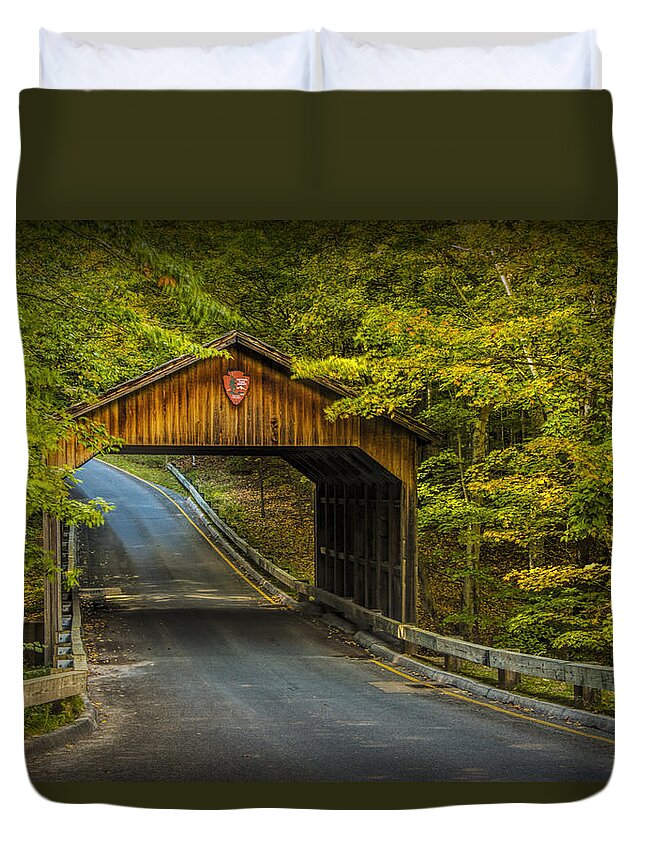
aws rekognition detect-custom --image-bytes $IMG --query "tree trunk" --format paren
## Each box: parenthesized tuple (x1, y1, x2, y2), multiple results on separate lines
(460, 405, 490, 640)
(419, 558, 437, 624)
(296, 486, 304, 527)
(258, 457, 266, 518)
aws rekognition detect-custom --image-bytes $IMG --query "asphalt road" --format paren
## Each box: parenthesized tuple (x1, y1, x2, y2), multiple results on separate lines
(26, 458, 614, 785)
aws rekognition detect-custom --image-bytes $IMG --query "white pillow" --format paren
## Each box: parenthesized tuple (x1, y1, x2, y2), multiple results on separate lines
(321, 30, 600, 90)
(40, 29, 316, 90)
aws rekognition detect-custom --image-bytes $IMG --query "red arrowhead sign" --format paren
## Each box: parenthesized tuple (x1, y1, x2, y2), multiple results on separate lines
(222, 370, 250, 406)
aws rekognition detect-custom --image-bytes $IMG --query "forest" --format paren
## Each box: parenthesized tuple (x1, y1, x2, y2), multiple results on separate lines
(17, 220, 615, 665)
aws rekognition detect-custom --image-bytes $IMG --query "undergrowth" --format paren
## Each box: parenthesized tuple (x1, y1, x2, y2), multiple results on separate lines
(24, 694, 85, 738)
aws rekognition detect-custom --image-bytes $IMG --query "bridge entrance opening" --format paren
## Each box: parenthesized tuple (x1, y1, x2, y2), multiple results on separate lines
(49, 331, 436, 654)
(111, 446, 404, 620)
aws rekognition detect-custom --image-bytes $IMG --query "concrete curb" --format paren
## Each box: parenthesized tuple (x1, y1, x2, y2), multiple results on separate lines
(352, 630, 615, 736)
(24, 693, 98, 757)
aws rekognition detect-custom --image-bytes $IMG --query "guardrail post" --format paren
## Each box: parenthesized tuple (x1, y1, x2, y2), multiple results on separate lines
(574, 686, 602, 710)
(497, 669, 520, 689)
(444, 654, 463, 673)
(403, 639, 419, 656)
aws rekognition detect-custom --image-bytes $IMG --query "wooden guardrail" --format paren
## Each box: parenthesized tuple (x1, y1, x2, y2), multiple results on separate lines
(24, 527, 88, 708)
(310, 589, 613, 693)
(23, 667, 87, 708)
(168, 463, 614, 701)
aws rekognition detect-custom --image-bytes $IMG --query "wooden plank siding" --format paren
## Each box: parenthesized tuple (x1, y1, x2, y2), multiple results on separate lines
(51, 332, 436, 623)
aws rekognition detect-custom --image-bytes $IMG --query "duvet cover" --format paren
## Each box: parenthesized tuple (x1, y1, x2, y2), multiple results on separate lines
(19, 89, 617, 810)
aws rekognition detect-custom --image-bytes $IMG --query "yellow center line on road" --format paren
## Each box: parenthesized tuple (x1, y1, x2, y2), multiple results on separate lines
(369, 660, 615, 745)
(96, 458, 276, 604)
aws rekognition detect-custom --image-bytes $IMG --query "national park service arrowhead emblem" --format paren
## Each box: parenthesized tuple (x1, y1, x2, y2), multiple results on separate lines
(222, 370, 250, 406)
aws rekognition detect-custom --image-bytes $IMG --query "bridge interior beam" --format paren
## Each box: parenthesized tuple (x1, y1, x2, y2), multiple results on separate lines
(316, 479, 403, 621)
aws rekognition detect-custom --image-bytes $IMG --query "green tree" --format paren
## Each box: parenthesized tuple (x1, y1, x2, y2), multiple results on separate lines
(291, 221, 615, 648)
(17, 220, 616, 662)
(17, 220, 237, 582)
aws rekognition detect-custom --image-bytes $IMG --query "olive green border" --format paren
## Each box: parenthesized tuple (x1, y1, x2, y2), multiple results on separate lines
(32, 780, 607, 810)
(17, 90, 616, 220)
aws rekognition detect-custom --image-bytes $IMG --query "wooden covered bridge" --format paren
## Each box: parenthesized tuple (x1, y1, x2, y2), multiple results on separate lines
(47, 331, 436, 655)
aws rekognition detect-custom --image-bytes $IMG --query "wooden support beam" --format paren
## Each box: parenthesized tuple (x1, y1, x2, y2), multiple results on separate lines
(323, 481, 331, 591)
(330, 483, 343, 596)
(342, 484, 349, 597)
(387, 482, 401, 621)
(313, 482, 320, 588)
(351, 488, 361, 605)
(317, 482, 327, 590)
(42, 512, 62, 668)
(364, 484, 372, 609)
(374, 486, 382, 613)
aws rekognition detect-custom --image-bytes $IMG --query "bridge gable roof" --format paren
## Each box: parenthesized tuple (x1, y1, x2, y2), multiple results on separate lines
(70, 330, 437, 443)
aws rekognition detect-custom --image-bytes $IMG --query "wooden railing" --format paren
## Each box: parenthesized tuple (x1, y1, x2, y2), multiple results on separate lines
(23, 591, 88, 707)
(23, 527, 88, 709)
(168, 463, 614, 704)
(23, 667, 87, 708)
(306, 587, 613, 694)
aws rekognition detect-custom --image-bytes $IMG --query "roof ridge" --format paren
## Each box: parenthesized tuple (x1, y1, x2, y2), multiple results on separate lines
(69, 330, 438, 442)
